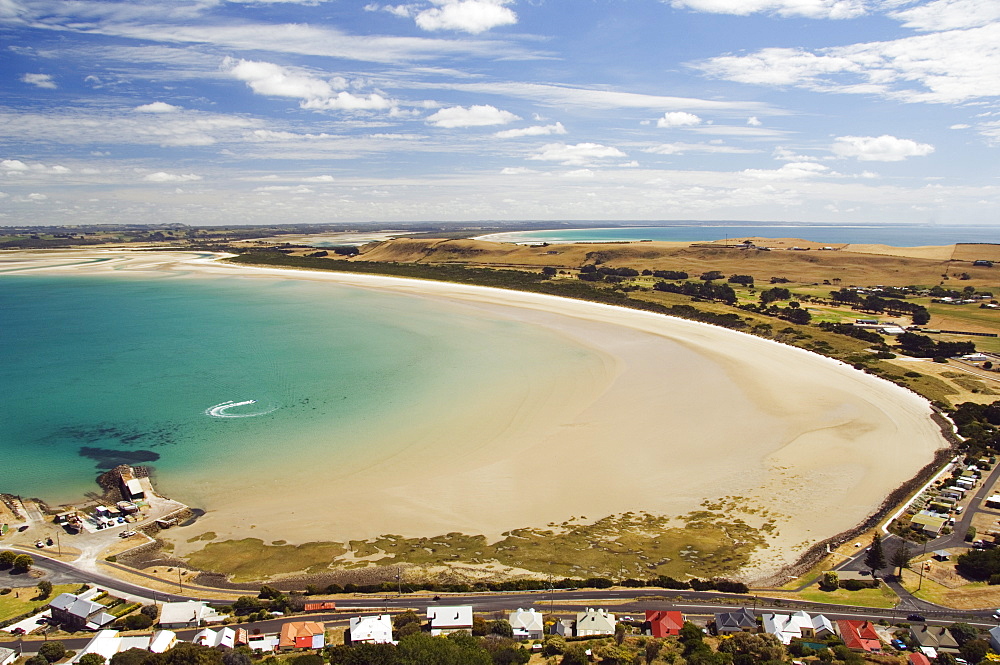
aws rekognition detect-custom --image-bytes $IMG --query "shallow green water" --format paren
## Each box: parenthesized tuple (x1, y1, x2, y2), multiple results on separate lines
(0, 272, 600, 506)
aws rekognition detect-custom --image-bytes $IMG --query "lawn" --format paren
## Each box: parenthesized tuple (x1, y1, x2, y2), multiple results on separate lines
(793, 583, 899, 609)
(0, 584, 82, 624)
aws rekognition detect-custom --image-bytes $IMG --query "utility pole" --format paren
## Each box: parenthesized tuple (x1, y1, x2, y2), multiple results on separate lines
(55, 530, 61, 557)
(916, 541, 929, 592)
(177, 568, 183, 593)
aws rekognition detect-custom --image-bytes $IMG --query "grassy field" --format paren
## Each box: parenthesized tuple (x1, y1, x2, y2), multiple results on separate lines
(791, 583, 899, 609)
(186, 539, 348, 582)
(0, 584, 81, 623)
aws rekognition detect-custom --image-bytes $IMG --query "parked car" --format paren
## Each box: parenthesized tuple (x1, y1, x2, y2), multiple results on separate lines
(891, 638, 907, 649)
(907, 614, 926, 622)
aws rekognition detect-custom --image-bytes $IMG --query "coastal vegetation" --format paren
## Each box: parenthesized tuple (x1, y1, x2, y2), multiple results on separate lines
(186, 507, 774, 584)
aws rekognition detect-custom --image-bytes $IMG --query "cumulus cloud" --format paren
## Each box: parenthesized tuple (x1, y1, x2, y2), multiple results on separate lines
(528, 142, 626, 166)
(696, 23, 1000, 103)
(747, 116, 762, 126)
(500, 166, 538, 174)
(21, 73, 56, 89)
(224, 58, 393, 111)
(144, 172, 203, 182)
(832, 135, 935, 161)
(742, 162, 831, 179)
(1, 159, 71, 174)
(414, 0, 517, 33)
(134, 102, 182, 113)
(495, 122, 567, 138)
(303, 175, 335, 182)
(427, 104, 519, 127)
(656, 111, 702, 128)
(667, 0, 866, 19)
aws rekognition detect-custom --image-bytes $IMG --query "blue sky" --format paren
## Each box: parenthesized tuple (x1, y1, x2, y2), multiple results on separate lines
(1, 0, 998, 227)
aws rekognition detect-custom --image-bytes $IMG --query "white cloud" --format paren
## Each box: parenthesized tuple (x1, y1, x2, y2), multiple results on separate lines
(26, 193, 48, 201)
(742, 162, 831, 179)
(224, 58, 394, 111)
(417, 81, 774, 113)
(696, 23, 1000, 103)
(667, 0, 867, 19)
(303, 175, 335, 182)
(889, 0, 1000, 32)
(747, 116, 762, 127)
(563, 169, 595, 178)
(495, 122, 567, 138)
(643, 142, 758, 155)
(656, 111, 702, 128)
(134, 102, 182, 113)
(1, 159, 71, 174)
(832, 135, 935, 161)
(253, 185, 315, 193)
(414, 0, 517, 33)
(528, 142, 626, 166)
(949, 123, 970, 129)
(21, 73, 56, 89)
(144, 172, 203, 182)
(426, 104, 519, 127)
(500, 167, 538, 174)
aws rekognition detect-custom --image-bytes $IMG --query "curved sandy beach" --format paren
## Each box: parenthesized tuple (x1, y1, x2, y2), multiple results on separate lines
(3, 249, 950, 579)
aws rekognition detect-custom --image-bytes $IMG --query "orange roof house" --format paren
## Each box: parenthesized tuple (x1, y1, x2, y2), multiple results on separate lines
(645, 611, 684, 638)
(279, 621, 326, 650)
(837, 620, 882, 652)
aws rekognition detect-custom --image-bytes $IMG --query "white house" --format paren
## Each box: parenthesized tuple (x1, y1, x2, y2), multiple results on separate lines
(575, 608, 616, 637)
(158, 601, 224, 629)
(508, 608, 544, 641)
(70, 630, 178, 663)
(762, 611, 834, 645)
(349, 615, 394, 645)
(193, 627, 239, 649)
(427, 606, 473, 636)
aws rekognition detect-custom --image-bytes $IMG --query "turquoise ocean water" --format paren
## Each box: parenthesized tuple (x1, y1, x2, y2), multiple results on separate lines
(481, 225, 998, 246)
(0, 272, 599, 506)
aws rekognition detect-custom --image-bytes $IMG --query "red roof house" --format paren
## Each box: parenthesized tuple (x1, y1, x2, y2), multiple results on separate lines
(908, 653, 932, 665)
(645, 610, 684, 638)
(279, 621, 326, 650)
(837, 620, 882, 652)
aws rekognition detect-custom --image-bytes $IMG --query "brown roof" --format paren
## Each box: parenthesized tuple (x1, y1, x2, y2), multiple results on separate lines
(279, 621, 325, 648)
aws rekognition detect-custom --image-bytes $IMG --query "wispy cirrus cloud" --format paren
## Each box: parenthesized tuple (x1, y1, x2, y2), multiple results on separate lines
(144, 171, 202, 182)
(666, 0, 867, 19)
(528, 142, 626, 166)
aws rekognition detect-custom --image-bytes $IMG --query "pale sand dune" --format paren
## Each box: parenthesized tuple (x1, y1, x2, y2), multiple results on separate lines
(4, 249, 950, 579)
(843, 243, 958, 260)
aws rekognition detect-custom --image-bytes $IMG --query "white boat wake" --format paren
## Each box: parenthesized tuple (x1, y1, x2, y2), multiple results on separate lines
(205, 399, 276, 418)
